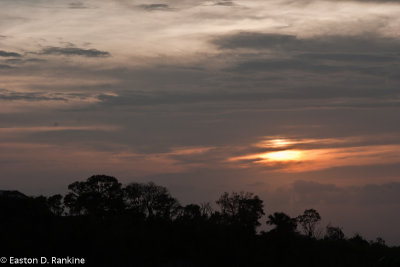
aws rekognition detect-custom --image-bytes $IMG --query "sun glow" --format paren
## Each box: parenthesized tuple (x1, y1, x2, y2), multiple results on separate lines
(229, 135, 400, 173)
(269, 139, 292, 148)
(260, 150, 303, 161)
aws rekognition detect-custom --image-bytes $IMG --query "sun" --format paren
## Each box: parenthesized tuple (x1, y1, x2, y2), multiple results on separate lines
(228, 139, 304, 165)
(260, 150, 303, 161)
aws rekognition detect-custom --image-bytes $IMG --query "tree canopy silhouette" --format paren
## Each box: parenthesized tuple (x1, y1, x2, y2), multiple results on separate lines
(46, 194, 64, 216)
(216, 191, 264, 233)
(325, 224, 345, 241)
(297, 208, 321, 238)
(2, 174, 399, 267)
(64, 175, 124, 216)
(124, 182, 179, 220)
(266, 212, 297, 234)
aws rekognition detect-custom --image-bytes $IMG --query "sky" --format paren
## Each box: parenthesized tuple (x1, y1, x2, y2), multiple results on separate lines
(1, 0, 400, 244)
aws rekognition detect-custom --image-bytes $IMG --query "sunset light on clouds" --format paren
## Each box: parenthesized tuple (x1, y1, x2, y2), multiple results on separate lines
(229, 137, 400, 173)
(1, 0, 400, 244)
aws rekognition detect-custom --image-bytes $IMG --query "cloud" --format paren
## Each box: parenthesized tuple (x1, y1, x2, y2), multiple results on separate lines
(214, 1, 236, 6)
(295, 53, 396, 62)
(0, 89, 102, 103)
(96, 91, 283, 106)
(139, 4, 172, 11)
(0, 64, 14, 69)
(69, 2, 87, 9)
(212, 32, 298, 50)
(0, 125, 119, 134)
(212, 32, 400, 53)
(4, 58, 45, 64)
(0, 94, 65, 102)
(212, 32, 400, 54)
(226, 58, 393, 75)
(40, 46, 110, 57)
(227, 134, 400, 172)
(211, 32, 400, 76)
(0, 51, 22, 57)
(95, 82, 400, 108)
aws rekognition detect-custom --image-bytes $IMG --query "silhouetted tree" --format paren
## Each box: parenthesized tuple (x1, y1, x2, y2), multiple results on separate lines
(64, 175, 124, 216)
(124, 182, 179, 220)
(216, 192, 264, 233)
(376, 237, 386, 246)
(267, 212, 297, 234)
(47, 194, 64, 216)
(0, 192, 51, 218)
(325, 224, 345, 241)
(371, 237, 386, 247)
(3, 176, 400, 267)
(297, 209, 321, 238)
(200, 202, 213, 218)
(349, 233, 369, 247)
(176, 204, 205, 223)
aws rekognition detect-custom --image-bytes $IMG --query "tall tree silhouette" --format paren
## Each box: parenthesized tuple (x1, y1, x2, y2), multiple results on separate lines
(124, 182, 179, 220)
(297, 209, 321, 238)
(64, 175, 124, 216)
(266, 212, 297, 234)
(325, 224, 345, 241)
(216, 192, 264, 233)
(46, 194, 64, 216)
(175, 204, 209, 225)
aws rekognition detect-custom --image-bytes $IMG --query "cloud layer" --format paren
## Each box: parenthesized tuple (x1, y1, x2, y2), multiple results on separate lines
(1, 0, 400, 244)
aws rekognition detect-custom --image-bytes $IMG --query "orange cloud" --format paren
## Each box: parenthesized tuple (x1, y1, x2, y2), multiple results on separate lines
(228, 137, 400, 172)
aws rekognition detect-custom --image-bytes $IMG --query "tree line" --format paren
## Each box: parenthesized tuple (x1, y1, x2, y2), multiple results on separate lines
(1, 175, 399, 266)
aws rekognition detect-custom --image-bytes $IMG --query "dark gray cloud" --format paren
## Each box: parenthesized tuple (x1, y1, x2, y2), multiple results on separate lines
(96, 91, 285, 106)
(213, 32, 297, 50)
(139, 4, 172, 11)
(0, 50, 22, 57)
(0, 92, 66, 102)
(211, 32, 400, 76)
(40, 46, 110, 57)
(227, 58, 393, 75)
(5, 58, 45, 64)
(96, 83, 400, 108)
(214, 1, 236, 6)
(0, 64, 14, 69)
(0, 89, 88, 102)
(296, 53, 396, 62)
(69, 2, 87, 9)
(212, 32, 400, 53)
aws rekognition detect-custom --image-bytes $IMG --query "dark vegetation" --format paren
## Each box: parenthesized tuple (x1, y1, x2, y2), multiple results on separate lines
(1, 175, 399, 266)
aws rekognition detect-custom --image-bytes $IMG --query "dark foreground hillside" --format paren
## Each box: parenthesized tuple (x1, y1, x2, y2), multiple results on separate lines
(1, 175, 400, 266)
